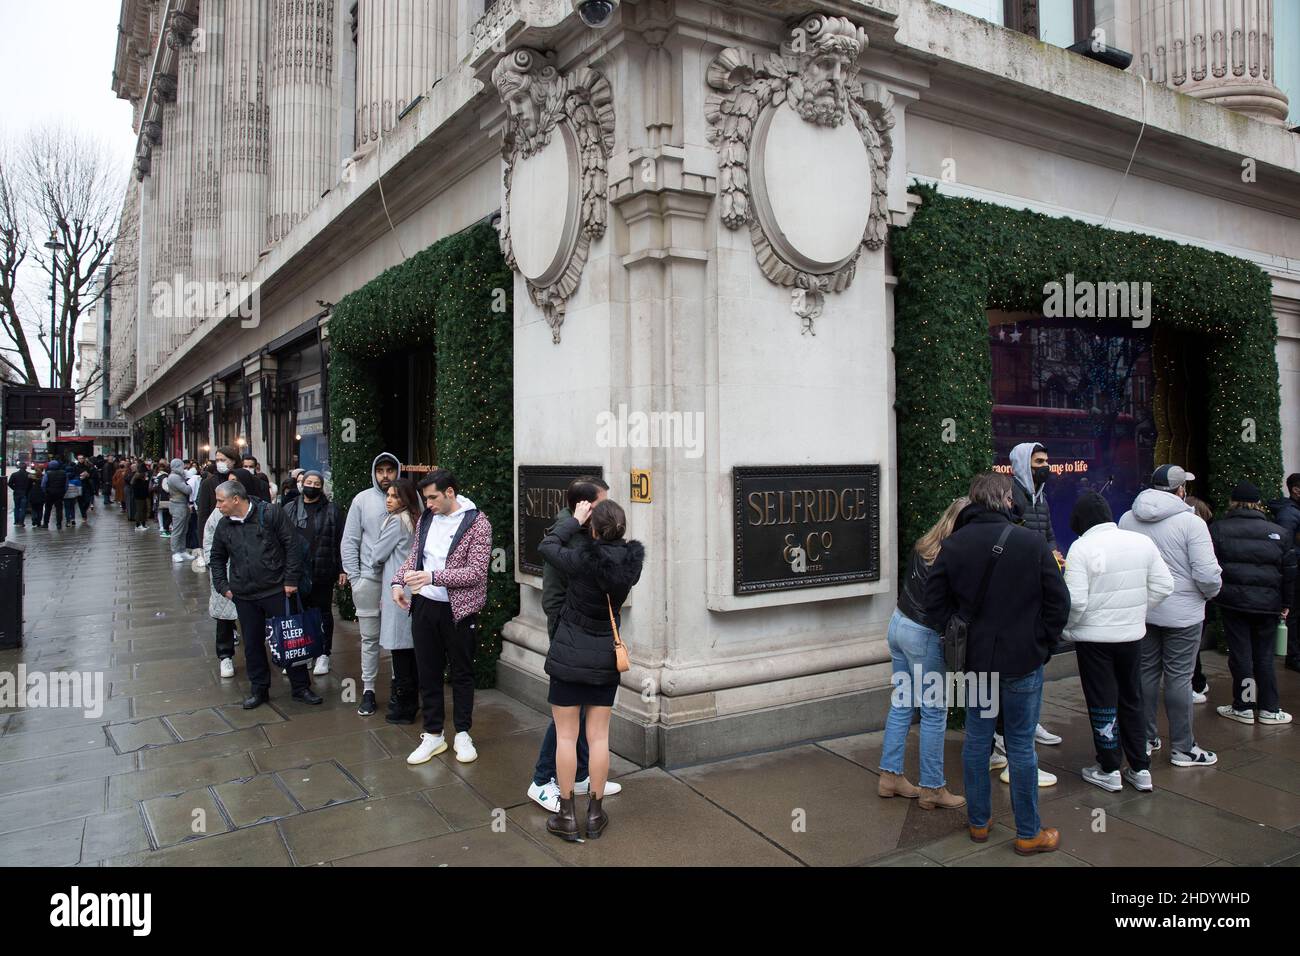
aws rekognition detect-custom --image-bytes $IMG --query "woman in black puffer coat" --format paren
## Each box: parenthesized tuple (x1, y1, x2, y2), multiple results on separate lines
(538, 498, 644, 842)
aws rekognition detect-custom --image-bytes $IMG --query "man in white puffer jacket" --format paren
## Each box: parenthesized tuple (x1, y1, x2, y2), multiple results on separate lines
(1064, 492, 1174, 794)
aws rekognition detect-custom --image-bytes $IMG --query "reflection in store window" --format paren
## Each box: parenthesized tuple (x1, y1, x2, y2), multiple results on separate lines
(990, 313, 1155, 553)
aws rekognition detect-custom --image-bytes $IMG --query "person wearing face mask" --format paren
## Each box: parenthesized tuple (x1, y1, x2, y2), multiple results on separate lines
(198, 446, 239, 531)
(283, 470, 345, 676)
(1003, 441, 1065, 754)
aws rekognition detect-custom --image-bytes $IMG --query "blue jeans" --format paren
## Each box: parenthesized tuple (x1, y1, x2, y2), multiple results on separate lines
(63, 497, 77, 522)
(879, 609, 948, 788)
(533, 715, 589, 786)
(12, 493, 28, 526)
(963, 666, 1043, 839)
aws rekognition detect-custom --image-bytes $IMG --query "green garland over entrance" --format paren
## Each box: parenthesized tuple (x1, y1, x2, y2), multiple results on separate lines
(891, 185, 1281, 560)
(328, 223, 517, 687)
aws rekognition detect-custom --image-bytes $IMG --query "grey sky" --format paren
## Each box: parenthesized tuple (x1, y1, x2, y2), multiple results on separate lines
(1, 0, 136, 387)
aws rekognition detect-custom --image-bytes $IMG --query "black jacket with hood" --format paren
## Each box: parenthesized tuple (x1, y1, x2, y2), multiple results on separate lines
(1009, 442, 1055, 549)
(540, 515, 645, 686)
(284, 492, 344, 585)
(1209, 507, 1297, 616)
(923, 502, 1071, 676)
(42, 460, 68, 500)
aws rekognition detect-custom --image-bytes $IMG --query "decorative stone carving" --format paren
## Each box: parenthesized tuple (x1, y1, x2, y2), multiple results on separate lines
(493, 48, 615, 343)
(705, 14, 894, 333)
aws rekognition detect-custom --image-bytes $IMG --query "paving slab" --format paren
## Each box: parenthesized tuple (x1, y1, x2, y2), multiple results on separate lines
(331, 825, 562, 867)
(0, 818, 86, 866)
(109, 821, 293, 867)
(107, 717, 179, 753)
(81, 808, 153, 861)
(0, 777, 107, 835)
(422, 779, 497, 830)
(213, 775, 301, 827)
(141, 788, 232, 848)
(0, 720, 110, 764)
(275, 761, 367, 811)
(164, 708, 238, 741)
(277, 791, 450, 866)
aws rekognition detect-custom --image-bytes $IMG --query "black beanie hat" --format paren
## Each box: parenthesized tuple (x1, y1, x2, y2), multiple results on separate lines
(1070, 491, 1113, 537)
(1231, 480, 1261, 503)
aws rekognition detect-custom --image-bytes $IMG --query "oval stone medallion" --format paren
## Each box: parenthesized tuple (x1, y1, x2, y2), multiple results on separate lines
(509, 124, 581, 286)
(752, 103, 873, 274)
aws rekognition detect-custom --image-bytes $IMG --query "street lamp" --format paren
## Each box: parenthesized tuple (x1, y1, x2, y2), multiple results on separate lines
(43, 231, 65, 388)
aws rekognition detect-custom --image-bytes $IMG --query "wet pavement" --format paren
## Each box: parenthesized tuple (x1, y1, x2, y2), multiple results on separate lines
(2, 500, 1300, 866)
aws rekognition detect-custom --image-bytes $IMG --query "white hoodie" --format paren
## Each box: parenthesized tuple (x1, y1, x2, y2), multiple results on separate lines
(1063, 522, 1175, 642)
(1118, 489, 1222, 628)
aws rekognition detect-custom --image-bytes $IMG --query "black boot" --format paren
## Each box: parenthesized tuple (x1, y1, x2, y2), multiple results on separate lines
(242, 687, 270, 710)
(585, 795, 608, 839)
(384, 679, 404, 723)
(547, 795, 580, 842)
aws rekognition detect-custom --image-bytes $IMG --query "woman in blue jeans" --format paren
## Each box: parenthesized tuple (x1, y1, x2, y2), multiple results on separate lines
(878, 497, 968, 810)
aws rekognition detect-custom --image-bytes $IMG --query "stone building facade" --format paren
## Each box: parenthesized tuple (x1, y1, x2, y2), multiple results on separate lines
(110, 0, 1300, 765)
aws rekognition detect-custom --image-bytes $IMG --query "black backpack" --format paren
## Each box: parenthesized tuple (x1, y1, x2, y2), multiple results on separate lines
(44, 467, 67, 499)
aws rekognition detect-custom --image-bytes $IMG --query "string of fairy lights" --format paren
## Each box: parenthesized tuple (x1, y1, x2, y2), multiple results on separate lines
(328, 224, 517, 687)
(892, 185, 1281, 563)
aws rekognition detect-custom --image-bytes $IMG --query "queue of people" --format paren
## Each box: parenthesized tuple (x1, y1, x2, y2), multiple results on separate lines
(882, 444, 1296, 858)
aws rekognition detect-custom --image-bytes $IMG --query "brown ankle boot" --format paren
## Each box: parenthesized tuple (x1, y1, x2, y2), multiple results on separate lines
(969, 824, 990, 843)
(918, 786, 967, 810)
(546, 795, 580, 842)
(1013, 827, 1060, 856)
(877, 771, 919, 799)
(585, 795, 608, 839)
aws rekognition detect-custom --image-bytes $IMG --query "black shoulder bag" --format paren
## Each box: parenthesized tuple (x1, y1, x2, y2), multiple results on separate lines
(944, 524, 1013, 673)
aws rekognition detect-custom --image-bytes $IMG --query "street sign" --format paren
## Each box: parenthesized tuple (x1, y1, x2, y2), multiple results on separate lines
(2, 386, 76, 430)
(79, 418, 132, 438)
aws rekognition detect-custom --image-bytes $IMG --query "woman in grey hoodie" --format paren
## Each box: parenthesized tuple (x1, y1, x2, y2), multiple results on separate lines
(165, 458, 192, 563)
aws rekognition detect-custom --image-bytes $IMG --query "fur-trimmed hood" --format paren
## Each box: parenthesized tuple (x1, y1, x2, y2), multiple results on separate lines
(589, 538, 646, 592)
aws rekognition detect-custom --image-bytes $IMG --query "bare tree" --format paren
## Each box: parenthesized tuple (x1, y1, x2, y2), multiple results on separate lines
(0, 125, 129, 390)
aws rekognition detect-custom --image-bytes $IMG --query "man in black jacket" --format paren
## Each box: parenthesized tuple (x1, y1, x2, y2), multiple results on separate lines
(241, 455, 272, 501)
(7, 466, 32, 528)
(924, 472, 1071, 856)
(1268, 473, 1300, 672)
(1210, 481, 1296, 725)
(197, 445, 239, 530)
(209, 478, 322, 709)
(283, 470, 344, 677)
(40, 458, 68, 529)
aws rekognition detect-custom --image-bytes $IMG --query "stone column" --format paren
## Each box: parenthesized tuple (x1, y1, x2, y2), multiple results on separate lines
(354, 0, 456, 148)
(244, 353, 277, 469)
(221, 0, 271, 283)
(267, 0, 338, 245)
(192, 0, 225, 316)
(170, 13, 198, 345)
(1135, 0, 1290, 124)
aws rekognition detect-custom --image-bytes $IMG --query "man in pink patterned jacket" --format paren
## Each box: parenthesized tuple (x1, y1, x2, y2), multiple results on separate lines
(391, 469, 493, 765)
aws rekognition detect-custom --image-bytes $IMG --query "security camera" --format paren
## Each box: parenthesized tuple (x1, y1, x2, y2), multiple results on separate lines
(571, 0, 618, 29)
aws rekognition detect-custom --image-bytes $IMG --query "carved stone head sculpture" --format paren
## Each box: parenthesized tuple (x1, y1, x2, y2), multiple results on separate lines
(493, 48, 615, 344)
(706, 14, 893, 334)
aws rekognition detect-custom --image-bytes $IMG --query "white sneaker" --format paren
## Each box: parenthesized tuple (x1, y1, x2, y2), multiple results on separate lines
(1000, 767, 1058, 787)
(407, 733, 447, 765)
(1081, 764, 1122, 792)
(1258, 709, 1293, 725)
(219, 658, 235, 679)
(527, 779, 561, 812)
(1034, 723, 1062, 745)
(453, 731, 477, 763)
(1191, 688, 1208, 704)
(1217, 704, 1255, 725)
(1146, 737, 1162, 756)
(574, 778, 623, 797)
(1170, 745, 1217, 767)
(1122, 768, 1154, 792)
(171, 552, 187, 564)
(993, 732, 1006, 756)
(988, 752, 1008, 771)
(313, 654, 330, 676)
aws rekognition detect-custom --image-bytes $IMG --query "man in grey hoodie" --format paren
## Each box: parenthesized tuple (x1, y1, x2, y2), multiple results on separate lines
(165, 458, 192, 564)
(1118, 464, 1223, 767)
(341, 453, 401, 714)
(1009, 442, 1058, 555)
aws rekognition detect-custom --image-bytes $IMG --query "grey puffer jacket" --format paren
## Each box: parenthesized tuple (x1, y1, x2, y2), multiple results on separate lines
(203, 509, 238, 621)
(1118, 489, 1222, 628)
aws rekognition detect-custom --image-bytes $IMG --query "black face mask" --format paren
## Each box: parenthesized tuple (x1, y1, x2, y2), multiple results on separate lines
(303, 488, 322, 501)
(1032, 465, 1051, 487)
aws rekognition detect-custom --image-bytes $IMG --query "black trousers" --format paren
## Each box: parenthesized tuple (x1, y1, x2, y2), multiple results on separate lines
(305, 580, 335, 655)
(233, 593, 311, 693)
(42, 497, 64, 528)
(1288, 577, 1300, 667)
(411, 594, 476, 736)
(1221, 608, 1280, 714)
(215, 618, 236, 660)
(1075, 641, 1149, 772)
